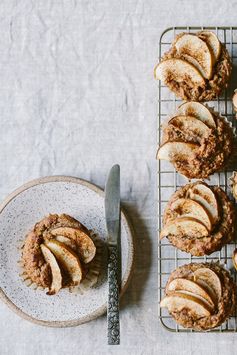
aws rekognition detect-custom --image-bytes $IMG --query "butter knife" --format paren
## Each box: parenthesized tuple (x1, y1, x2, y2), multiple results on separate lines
(105, 164, 120, 345)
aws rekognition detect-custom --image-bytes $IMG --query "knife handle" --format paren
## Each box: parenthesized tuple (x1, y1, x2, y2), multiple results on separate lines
(107, 245, 120, 345)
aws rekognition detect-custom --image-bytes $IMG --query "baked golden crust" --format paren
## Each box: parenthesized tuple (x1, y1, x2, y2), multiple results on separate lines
(164, 263, 236, 330)
(34, 213, 88, 236)
(21, 214, 93, 288)
(21, 231, 51, 288)
(162, 182, 235, 256)
(162, 110, 233, 179)
(161, 33, 232, 101)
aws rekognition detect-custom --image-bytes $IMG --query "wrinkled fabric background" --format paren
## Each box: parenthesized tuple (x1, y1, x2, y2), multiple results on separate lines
(0, 1, 237, 354)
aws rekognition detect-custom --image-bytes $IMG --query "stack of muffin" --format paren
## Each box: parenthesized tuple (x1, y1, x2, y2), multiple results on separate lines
(155, 30, 237, 331)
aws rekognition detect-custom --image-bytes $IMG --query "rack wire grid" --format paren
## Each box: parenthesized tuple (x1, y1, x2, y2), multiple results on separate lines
(158, 26, 237, 332)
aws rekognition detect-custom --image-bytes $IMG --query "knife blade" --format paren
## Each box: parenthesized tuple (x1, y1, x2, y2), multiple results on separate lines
(105, 164, 120, 345)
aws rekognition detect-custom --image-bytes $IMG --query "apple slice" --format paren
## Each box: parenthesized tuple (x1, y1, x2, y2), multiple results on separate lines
(177, 102, 216, 128)
(40, 244, 62, 295)
(175, 34, 214, 79)
(160, 292, 211, 318)
(168, 290, 214, 312)
(170, 198, 212, 231)
(199, 31, 221, 62)
(167, 278, 215, 309)
(232, 249, 237, 270)
(189, 183, 219, 225)
(168, 115, 211, 141)
(51, 227, 96, 264)
(193, 268, 222, 303)
(45, 240, 82, 285)
(156, 141, 198, 161)
(54, 235, 77, 251)
(154, 58, 205, 86)
(160, 216, 209, 240)
(233, 91, 237, 113)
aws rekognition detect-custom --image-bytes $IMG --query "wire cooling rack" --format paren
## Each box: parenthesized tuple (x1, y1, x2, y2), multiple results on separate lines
(157, 27, 237, 332)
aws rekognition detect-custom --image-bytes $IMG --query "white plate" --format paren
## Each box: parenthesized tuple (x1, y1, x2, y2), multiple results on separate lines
(0, 176, 134, 327)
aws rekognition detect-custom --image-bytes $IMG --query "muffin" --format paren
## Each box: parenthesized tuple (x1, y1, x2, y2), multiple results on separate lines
(160, 262, 236, 330)
(21, 214, 96, 294)
(156, 102, 233, 179)
(154, 31, 231, 101)
(160, 181, 235, 256)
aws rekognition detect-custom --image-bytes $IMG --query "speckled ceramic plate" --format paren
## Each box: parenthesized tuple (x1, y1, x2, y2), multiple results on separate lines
(0, 176, 134, 327)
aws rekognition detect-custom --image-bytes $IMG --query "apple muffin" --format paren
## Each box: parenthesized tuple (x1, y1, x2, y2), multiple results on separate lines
(156, 102, 233, 179)
(160, 181, 235, 256)
(161, 263, 236, 330)
(154, 31, 232, 101)
(21, 214, 96, 295)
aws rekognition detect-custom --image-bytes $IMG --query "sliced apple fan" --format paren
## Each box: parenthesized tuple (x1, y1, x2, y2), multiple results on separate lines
(155, 32, 221, 84)
(19, 230, 103, 295)
(174, 34, 214, 79)
(161, 268, 221, 318)
(161, 182, 219, 240)
(50, 226, 96, 264)
(167, 278, 215, 309)
(189, 183, 219, 225)
(157, 102, 215, 164)
(169, 198, 212, 231)
(45, 239, 83, 285)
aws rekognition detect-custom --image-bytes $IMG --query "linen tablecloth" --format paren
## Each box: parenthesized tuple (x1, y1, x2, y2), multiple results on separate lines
(1, 1, 237, 354)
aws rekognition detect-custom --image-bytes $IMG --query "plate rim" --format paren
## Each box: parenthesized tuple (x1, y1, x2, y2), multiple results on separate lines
(0, 175, 134, 327)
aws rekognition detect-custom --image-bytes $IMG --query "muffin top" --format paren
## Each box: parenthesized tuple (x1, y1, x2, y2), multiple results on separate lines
(161, 181, 235, 256)
(154, 31, 232, 101)
(21, 214, 96, 294)
(157, 102, 233, 179)
(161, 262, 236, 330)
